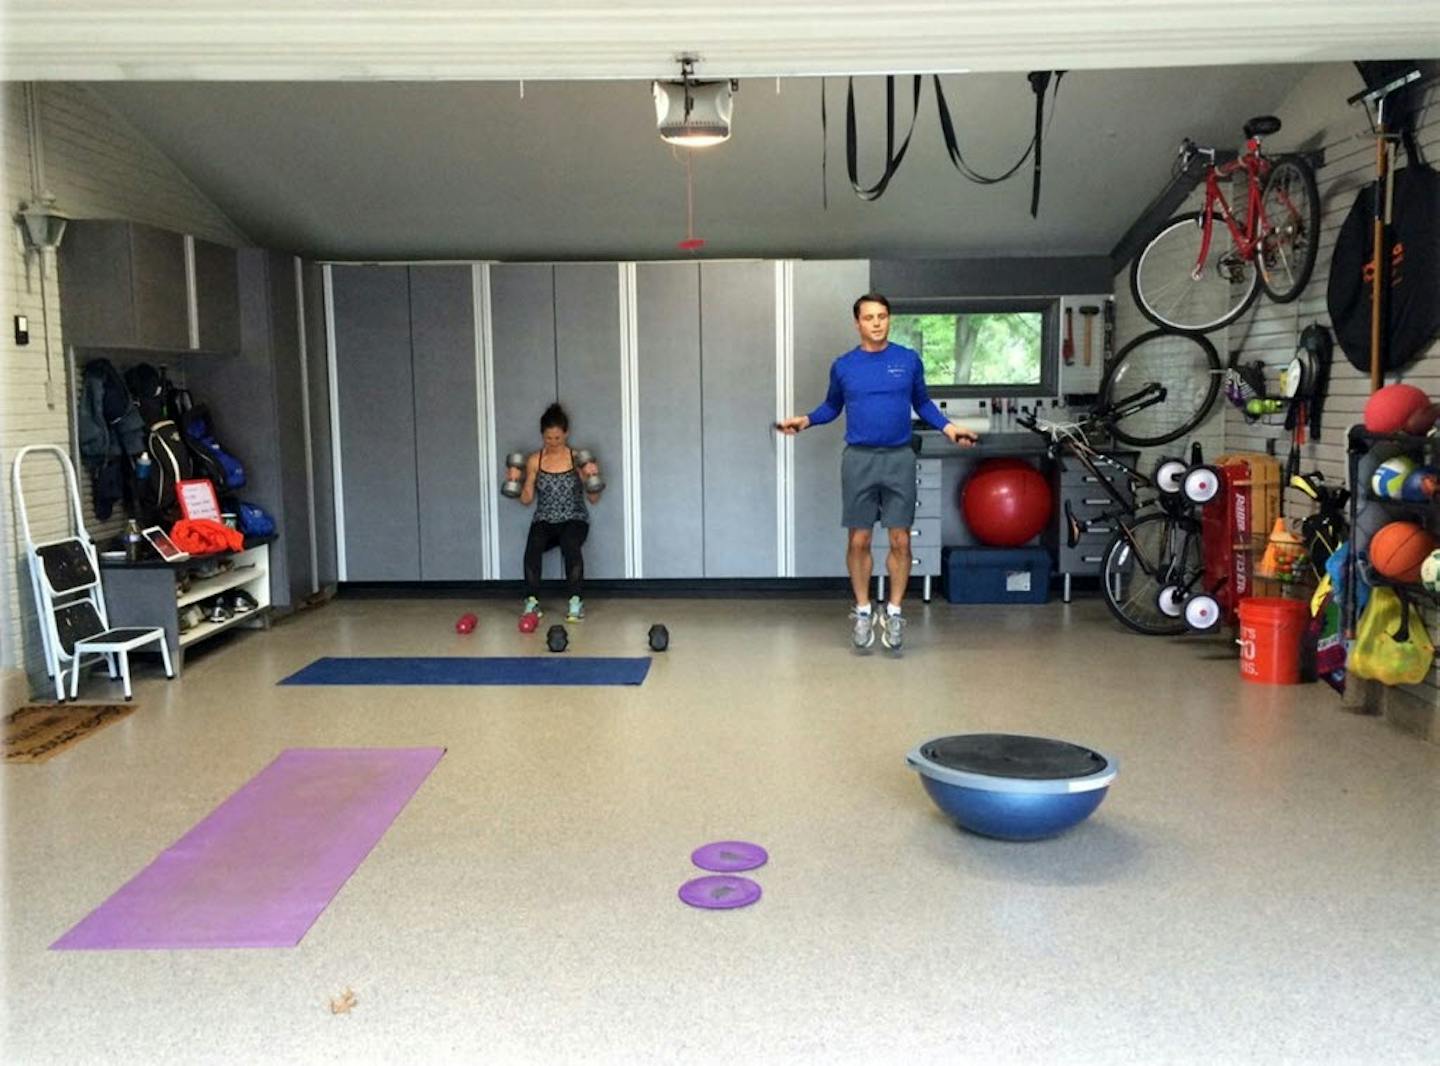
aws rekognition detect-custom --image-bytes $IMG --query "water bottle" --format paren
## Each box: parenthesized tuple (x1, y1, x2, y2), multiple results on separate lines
(123, 520, 144, 563)
(135, 450, 152, 482)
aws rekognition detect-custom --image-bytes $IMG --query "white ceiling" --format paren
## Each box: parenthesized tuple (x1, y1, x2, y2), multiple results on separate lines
(6, 1, 1438, 80)
(90, 65, 1334, 261)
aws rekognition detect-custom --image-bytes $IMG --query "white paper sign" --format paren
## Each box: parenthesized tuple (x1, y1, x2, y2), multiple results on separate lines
(1005, 570, 1031, 592)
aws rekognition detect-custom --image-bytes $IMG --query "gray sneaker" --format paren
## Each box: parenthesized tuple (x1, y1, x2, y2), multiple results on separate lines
(880, 609, 906, 650)
(850, 607, 876, 649)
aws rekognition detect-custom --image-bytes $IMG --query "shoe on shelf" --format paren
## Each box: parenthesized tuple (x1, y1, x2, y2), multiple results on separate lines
(230, 589, 258, 614)
(880, 609, 906, 650)
(567, 596, 585, 622)
(850, 607, 876, 649)
(522, 596, 543, 618)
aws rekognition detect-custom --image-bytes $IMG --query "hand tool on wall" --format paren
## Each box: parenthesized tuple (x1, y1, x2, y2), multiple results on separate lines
(1062, 306, 1075, 365)
(1079, 305, 1100, 367)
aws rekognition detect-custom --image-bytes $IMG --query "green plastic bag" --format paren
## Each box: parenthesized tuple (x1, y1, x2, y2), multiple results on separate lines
(1349, 587, 1434, 686)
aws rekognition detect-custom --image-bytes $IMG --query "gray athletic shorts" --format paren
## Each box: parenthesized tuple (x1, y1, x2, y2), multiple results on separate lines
(841, 445, 917, 528)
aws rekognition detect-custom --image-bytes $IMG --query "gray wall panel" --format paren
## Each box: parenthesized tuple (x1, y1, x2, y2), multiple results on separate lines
(194, 238, 240, 352)
(411, 265, 483, 580)
(792, 260, 870, 576)
(490, 264, 560, 581)
(636, 264, 704, 578)
(188, 249, 290, 602)
(304, 261, 338, 588)
(267, 251, 312, 604)
(331, 265, 420, 580)
(554, 264, 624, 579)
(700, 261, 778, 577)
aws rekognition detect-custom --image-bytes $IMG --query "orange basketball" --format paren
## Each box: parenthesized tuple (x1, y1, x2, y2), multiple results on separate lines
(1369, 521, 1438, 583)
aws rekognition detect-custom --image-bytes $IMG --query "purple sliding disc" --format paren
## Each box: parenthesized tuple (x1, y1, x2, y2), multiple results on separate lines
(678, 875, 762, 910)
(691, 840, 768, 873)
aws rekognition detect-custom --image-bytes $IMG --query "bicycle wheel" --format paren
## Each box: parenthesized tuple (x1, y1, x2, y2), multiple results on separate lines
(1129, 212, 1261, 334)
(1099, 512, 1202, 636)
(1100, 329, 1221, 447)
(1258, 156, 1320, 303)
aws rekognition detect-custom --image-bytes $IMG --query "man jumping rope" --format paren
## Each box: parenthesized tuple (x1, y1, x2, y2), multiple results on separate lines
(777, 293, 979, 649)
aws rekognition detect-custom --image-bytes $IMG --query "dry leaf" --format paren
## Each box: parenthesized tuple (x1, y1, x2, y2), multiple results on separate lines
(329, 988, 358, 1015)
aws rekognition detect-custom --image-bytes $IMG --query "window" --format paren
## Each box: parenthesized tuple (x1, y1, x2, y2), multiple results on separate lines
(889, 299, 1057, 398)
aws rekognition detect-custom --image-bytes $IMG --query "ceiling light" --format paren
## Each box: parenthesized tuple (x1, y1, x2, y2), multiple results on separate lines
(653, 57, 735, 148)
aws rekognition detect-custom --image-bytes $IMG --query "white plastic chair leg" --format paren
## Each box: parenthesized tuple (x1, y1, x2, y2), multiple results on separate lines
(157, 637, 175, 680)
(69, 654, 83, 700)
(119, 654, 133, 700)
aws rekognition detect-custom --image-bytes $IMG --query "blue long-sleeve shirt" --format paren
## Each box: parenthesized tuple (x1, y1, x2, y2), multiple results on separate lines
(806, 343, 949, 447)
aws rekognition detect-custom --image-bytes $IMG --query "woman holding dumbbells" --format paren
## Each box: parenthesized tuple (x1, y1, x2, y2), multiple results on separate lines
(511, 402, 603, 622)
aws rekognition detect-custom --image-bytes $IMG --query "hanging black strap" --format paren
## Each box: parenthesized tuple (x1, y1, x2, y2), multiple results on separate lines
(1028, 71, 1052, 217)
(821, 78, 828, 210)
(845, 75, 924, 201)
(933, 76, 1035, 185)
(1392, 586, 1412, 644)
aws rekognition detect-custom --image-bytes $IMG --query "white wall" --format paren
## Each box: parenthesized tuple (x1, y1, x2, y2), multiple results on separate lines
(1, 82, 250, 700)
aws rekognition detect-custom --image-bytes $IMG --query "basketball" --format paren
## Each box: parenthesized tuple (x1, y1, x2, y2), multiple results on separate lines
(1368, 520, 1438, 584)
(1371, 455, 1417, 498)
(1421, 549, 1440, 594)
(961, 459, 1053, 547)
(1363, 383, 1431, 434)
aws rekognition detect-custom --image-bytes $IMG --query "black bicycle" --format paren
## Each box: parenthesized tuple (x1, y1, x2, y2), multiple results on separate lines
(1020, 395, 1222, 635)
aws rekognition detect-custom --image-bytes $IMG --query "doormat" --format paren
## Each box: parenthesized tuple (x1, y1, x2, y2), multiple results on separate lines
(4, 703, 135, 764)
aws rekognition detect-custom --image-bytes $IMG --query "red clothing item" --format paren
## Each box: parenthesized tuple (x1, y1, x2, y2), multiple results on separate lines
(170, 518, 245, 555)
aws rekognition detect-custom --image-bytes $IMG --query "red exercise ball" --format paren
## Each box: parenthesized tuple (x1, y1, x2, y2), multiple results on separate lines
(1364, 383, 1431, 434)
(1369, 520, 1437, 584)
(962, 459, 1053, 547)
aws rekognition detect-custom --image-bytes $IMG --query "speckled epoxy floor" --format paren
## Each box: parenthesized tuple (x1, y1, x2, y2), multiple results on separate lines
(3, 596, 1438, 1064)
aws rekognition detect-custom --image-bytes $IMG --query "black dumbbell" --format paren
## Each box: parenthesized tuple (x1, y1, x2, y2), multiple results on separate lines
(647, 624, 669, 652)
(501, 452, 526, 499)
(573, 449, 606, 494)
(546, 624, 569, 653)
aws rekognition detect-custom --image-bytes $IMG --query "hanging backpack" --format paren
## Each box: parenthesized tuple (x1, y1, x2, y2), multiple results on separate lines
(140, 419, 194, 526)
(1326, 163, 1440, 374)
(179, 402, 246, 491)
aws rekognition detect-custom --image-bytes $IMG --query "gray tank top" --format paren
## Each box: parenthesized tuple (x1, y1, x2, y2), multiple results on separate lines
(533, 452, 589, 524)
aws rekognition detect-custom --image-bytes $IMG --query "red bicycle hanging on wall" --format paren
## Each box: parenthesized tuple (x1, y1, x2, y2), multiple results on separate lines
(1129, 115, 1320, 335)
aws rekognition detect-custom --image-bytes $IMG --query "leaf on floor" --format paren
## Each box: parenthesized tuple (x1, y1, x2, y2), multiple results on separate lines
(329, 988, 358, 1015)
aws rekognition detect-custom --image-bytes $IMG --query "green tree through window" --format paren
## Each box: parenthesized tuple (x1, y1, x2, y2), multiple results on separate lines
(891, 312, 1043, 387)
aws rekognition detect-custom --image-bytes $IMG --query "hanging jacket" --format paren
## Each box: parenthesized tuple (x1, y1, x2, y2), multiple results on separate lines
(77, 358, 145, 520)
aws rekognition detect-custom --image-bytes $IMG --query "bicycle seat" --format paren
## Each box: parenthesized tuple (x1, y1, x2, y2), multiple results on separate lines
(1244, 115, 1281, 139)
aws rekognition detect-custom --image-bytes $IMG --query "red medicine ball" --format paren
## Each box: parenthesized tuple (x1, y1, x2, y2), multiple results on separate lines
(1364, 383, 1431, 434)
(962, 459, 1053, 547)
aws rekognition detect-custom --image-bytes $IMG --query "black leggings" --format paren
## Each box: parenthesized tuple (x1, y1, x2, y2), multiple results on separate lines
(524, 521, 588, 598)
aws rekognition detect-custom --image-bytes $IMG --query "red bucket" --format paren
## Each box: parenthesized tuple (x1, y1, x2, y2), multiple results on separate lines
(1237, 597, 1309, 684)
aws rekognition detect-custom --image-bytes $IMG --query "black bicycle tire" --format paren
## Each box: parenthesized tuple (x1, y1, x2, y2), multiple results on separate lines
(1258, 156, 1321, 304)
(1099, 512, 1199, 636)
(1100, 328, 1222, 447)
(1128, 212, 1262, 334)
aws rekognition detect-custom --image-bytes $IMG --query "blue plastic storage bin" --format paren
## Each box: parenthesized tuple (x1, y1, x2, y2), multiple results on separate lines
(943, 546, 1052, 604)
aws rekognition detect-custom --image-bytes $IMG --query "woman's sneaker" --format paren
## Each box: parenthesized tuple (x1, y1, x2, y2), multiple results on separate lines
(567, 596, 585, 622)
(522, 596, 542, 618)
(880, 608, 906, 650)
(850, 607, 876, 649)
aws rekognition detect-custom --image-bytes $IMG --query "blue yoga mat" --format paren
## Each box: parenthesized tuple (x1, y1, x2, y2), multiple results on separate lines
(279, 656, 651, 687)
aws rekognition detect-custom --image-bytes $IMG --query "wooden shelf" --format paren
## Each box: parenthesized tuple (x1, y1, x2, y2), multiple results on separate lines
(179, 607, 268, 648)
(176, 564, 261, 608)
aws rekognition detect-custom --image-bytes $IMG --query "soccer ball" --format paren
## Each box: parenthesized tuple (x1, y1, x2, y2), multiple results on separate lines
(1371, 455, 1417, 499)
(1421, 549, 1440, 594)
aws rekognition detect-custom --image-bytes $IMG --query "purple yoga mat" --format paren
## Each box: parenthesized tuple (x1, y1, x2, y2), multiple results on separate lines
(52, 747, 445, 950)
